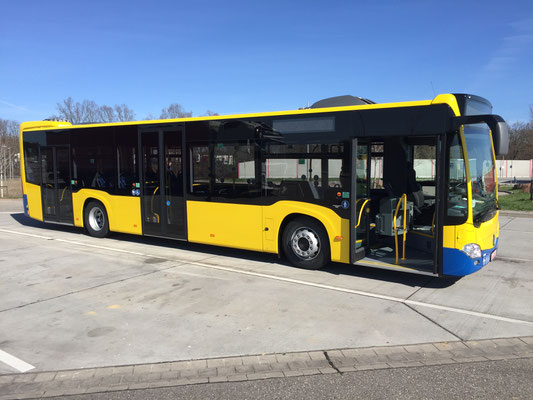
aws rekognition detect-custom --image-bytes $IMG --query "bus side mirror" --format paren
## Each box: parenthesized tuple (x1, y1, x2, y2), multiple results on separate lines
(491, 121, 509, 156)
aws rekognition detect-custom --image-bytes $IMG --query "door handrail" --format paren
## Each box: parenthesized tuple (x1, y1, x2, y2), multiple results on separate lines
(151, 186, 160, 219)
(354, 198, 370, 229)
(393, 194, 407, 264)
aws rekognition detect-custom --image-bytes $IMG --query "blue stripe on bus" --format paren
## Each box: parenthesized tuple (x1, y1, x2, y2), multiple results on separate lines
(442, 238, 498, 277)
(23, 194, 29, 217)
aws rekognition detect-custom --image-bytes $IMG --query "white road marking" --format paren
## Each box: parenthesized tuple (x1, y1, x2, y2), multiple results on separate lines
(1, 227, 533, 327)
(0, 349, 35, 372)
(0, 228, 53, 240)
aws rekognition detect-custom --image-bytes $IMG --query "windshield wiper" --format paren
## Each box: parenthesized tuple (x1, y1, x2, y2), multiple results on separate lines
(473, 200, 498, 224)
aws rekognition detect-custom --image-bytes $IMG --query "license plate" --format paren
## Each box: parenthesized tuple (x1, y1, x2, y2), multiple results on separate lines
(490, 250, 497, 261)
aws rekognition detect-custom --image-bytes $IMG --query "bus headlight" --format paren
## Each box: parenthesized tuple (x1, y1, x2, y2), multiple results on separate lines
(462, 243, 482, 259)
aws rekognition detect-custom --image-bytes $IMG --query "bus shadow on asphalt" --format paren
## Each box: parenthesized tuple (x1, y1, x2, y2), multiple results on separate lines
(9, 212, 458, 288)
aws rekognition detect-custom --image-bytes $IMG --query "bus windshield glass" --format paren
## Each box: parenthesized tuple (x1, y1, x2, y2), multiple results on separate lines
(464, 124, 497, 223)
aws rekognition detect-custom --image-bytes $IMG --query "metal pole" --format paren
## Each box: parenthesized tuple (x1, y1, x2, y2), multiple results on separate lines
(0, 145, 4, 198)
(9, 148, 13, 179)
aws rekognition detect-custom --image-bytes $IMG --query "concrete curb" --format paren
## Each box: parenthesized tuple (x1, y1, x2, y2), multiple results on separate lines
(500, 210, 533, 218)
(1, 337, 532, 399)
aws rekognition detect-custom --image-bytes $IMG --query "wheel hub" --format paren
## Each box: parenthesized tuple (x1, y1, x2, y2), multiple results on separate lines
(290, 228, 320, 260)
(88, 207, 105, 231)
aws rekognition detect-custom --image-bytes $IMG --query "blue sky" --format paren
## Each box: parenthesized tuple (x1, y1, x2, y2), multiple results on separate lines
(1, 0, 532, 124)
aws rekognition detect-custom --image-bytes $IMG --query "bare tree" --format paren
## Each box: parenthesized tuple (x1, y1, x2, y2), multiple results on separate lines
(0, 118, 19, 150)
(507, 122, 533, 160)
(0, 118, 19, 137)
(98, 105, 116, 123)
(114, 104, 135, 122)
(56, 97, 99, 124)
(203, 110, 219, 116)
(0, 118, 20, 177)
(160, 103, 192, 119)
(55, 98, 136, 124)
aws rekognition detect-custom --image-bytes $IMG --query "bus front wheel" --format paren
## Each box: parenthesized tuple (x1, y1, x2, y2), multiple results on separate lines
(282, 217, 330, 270)
(84, 201, 110, 238)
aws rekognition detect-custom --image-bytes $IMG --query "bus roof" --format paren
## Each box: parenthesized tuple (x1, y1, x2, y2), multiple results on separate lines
(20, 93, 462, 133)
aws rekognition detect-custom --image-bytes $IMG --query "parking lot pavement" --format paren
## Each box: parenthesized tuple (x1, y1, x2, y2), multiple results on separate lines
(0, 198, 532, 379)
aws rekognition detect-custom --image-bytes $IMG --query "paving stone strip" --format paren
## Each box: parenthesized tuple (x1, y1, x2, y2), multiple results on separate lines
(1, 337, 532, 399)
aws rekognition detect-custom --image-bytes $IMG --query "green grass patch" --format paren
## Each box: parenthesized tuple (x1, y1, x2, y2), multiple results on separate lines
(498, 189, 533, 211)
(498, 184, 514, 191)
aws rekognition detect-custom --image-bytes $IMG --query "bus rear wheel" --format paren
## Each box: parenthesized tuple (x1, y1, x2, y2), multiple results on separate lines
(84, 201, 110, 238)
(282, 217, 330, 270)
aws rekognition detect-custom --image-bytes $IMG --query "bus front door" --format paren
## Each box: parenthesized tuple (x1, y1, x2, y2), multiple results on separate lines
(41, 146, 73, 224)
(350, 139, 370, 263)
(140, 127, 186, 239)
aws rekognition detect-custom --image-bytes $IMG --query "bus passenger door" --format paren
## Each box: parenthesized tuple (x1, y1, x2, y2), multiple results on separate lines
(41, 146, 73, 224)
(350, 139, 370, 263)
(140, 127, 186, 239)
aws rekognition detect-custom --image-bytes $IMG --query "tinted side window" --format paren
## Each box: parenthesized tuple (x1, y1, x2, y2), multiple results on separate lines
(213, 142, 260, 199)
(71, 128, 115, 191)
(23, 142, 40, 184)
(264, 143, 345, 203)
(188, 141, 261, 200)
(446, 132, 468, 225)
(189, 145, 211, 196)
(115, 126, 139, 195)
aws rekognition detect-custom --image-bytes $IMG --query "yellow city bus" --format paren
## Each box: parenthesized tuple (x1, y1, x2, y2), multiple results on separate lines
(19, 93, 509, 277)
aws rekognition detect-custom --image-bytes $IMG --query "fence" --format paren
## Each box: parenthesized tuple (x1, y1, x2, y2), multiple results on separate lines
(0, 146, 20, 198)
(239, 159, 533, 181)
(496, 160, 533, 179)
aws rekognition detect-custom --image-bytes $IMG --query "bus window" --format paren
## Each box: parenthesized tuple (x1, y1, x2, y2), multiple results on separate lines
(189, 145, 211, 196)
(265, 158, 322, 201)
(327, 159, 342, 188)
(370, 144, 384, 189)
(24, 142, 40, 184)
(413, 144, 436, 197)
(115, 126, 138, 193)
(213, 142, 259, 198)
(71, 128, 115, 191)
(447, 133, 468, 222)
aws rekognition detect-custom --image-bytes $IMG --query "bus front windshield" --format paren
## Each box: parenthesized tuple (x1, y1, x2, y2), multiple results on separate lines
(464, 124, 497, 223)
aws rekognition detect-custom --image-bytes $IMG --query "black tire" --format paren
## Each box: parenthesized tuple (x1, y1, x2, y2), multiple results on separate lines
(84, 201, 110, 238)
(282, 217, 330, 270)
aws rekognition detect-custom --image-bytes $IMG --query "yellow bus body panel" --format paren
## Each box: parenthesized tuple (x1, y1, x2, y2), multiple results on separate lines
(186, 201, 263, 251)
(24, 182, 43, 221)
(431, 94, 460, 116)
(186, 200, 350, 264)
(71, 189, 142, 235)
(443, 213, 499, 251)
